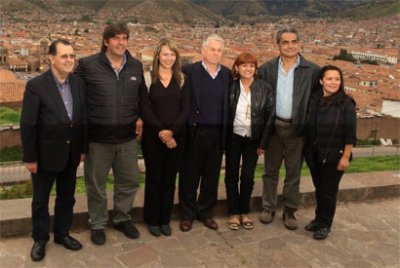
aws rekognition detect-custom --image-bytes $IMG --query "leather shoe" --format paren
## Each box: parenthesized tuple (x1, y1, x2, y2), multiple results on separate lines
(114, 221, 140, 239)
(179, 220, 193, 232)
(305, 220, 321, 232)
(314, 227, 330, 240)
(91, 229, 106, 245)
(202, 218, 218, 230)
(148, 225, 161, 237)
(54, 235, 82, 251)
(160, 224, 172, 236)
(30, 240, 46, 262)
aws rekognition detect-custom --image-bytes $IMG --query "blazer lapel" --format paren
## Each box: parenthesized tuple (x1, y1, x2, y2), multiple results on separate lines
(45, 71, 70, 122)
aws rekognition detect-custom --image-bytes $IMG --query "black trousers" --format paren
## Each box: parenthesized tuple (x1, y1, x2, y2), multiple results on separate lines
(310, 162, 344, 228)
(31, 161, 77, 241)
(179, 126, 222, 221)
(225, 134, 259, 215)
(142, 131, 184, 226)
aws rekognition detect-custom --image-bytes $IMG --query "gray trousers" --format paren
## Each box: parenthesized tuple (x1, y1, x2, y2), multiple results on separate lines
(84, 140, 139, 230)
(262, 120, 304, 212)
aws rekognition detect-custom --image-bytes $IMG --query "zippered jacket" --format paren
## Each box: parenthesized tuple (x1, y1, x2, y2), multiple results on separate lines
(75, 51, 145, 143)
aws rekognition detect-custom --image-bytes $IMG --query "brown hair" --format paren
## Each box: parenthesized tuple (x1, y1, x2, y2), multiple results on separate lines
(151, 38, 184, 88)
(101, 22, 129, 52)
(231, 52, 258, 80)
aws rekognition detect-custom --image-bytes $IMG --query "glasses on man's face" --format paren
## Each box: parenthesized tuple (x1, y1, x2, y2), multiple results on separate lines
(60, 54, 76, 60)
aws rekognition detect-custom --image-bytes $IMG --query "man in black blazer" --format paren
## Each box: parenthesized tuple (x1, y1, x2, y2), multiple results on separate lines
(179, 34, 232, 232)
(20, 39, 87, 262)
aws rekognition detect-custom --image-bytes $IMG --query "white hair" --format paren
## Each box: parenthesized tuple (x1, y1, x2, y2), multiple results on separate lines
(202, 34, 225, 48)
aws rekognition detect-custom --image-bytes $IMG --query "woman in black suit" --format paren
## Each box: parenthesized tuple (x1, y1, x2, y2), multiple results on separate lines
(140, 39, 189, 236)
(225, 52, 274, 230)
(304, 65, 356, 240)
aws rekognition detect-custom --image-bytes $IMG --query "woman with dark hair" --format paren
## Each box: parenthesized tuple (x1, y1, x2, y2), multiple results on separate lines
(225, 52, 274, 230)
(304, 65, 356, 240)
(140, 39, 189, 236)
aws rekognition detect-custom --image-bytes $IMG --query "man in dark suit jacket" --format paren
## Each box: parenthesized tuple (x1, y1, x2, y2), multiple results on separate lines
(179, 34, 232, 232)
(20, 39, 87, 262)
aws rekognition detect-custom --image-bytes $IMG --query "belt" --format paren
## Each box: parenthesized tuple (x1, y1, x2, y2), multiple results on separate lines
(275, 116, 292, 123)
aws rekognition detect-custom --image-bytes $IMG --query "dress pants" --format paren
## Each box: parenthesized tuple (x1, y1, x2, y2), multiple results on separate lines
(142, 130, 184, 226)
(179, 126, 222, 221)
(31, 161, 77, 241)
(262, 119, 304, 212)
(225, 133, 259, 215)
(310, 162, 344, 228)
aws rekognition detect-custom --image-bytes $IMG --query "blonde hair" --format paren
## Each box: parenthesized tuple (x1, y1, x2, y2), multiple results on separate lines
(151, 38, 184, 88)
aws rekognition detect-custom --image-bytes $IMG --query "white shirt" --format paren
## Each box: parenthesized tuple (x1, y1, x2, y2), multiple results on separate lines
(233, 80, 251, 137)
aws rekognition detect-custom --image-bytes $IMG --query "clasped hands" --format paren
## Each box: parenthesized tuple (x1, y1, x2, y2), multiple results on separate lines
(159, 130, 177, 149)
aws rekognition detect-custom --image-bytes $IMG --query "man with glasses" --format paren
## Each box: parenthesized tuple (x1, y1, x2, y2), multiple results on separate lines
(258, 28, 320, 230)
(21, 39, 87, 261)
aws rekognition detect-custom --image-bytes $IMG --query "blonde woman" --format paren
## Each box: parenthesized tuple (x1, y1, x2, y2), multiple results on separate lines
(140, 39, 189, 236)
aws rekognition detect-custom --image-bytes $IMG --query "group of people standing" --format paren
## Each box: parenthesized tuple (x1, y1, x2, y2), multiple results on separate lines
(20, 22, 356, 262)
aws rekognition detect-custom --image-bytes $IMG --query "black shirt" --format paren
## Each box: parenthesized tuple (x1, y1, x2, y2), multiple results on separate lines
(140, 78, 190, 135)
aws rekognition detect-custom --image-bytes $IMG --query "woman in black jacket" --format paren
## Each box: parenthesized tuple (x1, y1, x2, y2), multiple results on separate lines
(304, 65, 356, 240)
(140, 39, 190, 237)
(225, 52, 274, 230)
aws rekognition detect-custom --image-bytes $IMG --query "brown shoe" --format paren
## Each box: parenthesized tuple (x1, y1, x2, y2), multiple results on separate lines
(202, 218, 218, 230)
(283, 210, 298, 230)
(179, 220, 193, 232)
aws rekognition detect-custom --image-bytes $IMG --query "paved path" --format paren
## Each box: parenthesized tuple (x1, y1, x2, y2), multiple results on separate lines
(1, 198, 399, 268)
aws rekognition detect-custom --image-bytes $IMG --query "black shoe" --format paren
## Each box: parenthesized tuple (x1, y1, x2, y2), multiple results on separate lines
(313, 227, 330, 240)
(305, 220, 321, 232)
(30, 240, 46, 262)
(114, 221, 140, 239)
(160, 225, 172, 236)
(91, 229, 106, 245)
(148, 225, 161, 237)
(54, 235, 83, 251)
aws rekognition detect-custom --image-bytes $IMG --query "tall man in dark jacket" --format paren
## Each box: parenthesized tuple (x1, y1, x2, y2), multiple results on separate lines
(179, 34, 232, 232)
(75, 23, 145, 245)
(21, 39, 87, 261)
(258, 28, 320, 230)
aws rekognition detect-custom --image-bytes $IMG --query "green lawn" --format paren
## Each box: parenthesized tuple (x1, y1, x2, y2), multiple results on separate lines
(0, 155, 399, 200)
(0, 107, 20, 125)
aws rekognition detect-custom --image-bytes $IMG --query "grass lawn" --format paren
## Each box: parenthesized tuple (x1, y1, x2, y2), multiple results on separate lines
(0, 155, 398, 200)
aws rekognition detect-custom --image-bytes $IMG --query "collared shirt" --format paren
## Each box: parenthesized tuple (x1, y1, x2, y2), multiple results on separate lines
(52, 71, 73, 120)
(233, 79, 251, 137)
(201, 60, 221, 79)
(276, 56, 300, 119)
(106, 53, 127, 78)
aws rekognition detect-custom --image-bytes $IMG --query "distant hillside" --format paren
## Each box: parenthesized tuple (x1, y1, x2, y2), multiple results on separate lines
(1, 0, 397, 24)
(339, 0, 399, 19)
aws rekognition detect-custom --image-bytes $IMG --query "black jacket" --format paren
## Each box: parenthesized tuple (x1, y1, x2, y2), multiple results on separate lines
(304, 90, 357, 168)
(20, 70, 87, 172)
(228, 79, 274, 149)
(182, 61, 232, 149)
(75, 51, 145, 143)
(258, 55, 320, 136)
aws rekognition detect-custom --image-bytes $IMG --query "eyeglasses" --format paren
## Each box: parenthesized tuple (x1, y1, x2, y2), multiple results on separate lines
(60, 54, 76, 60)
